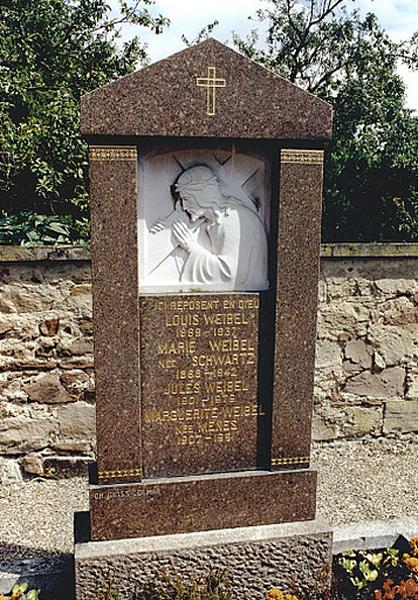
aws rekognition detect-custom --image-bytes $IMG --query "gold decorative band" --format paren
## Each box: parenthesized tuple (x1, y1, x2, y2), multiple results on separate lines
(281, 149, 324, 164)
(98, 467, 142, 480)
(272, 456, 310, 466)
(89, 146, 137, 162)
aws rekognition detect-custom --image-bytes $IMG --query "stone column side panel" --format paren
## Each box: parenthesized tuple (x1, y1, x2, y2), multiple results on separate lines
(89, 145, 142, 485)
(272, 149, 324, 465)
(75, 518, 332, 600)
(89, 468, 317, 541)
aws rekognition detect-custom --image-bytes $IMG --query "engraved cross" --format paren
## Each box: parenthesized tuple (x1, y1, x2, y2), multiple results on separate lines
(196, 66, 226, 116)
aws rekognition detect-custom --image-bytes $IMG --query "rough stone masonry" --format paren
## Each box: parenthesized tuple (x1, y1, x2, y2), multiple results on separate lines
(0, 244, 417, 483)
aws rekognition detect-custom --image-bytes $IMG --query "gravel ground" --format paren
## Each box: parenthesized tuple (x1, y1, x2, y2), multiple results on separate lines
(314, 437, 418, 525)
(0, 438, 416, 562)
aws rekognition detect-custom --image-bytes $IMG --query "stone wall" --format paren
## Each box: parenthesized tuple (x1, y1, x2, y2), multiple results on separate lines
(315, 246, 418, 442)
(0, 244, 417, 482)
(0, 247, 94, 483)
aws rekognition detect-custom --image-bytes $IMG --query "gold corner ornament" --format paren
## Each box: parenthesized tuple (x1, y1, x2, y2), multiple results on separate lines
(281, 149, 324, 165)
(98, 467, 142, 480)
(271, 456, 310, 467)
(89, 146, 137, 162)
(196, 66, 226, 116)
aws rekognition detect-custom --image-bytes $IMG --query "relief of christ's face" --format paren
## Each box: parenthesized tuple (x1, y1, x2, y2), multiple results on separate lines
(180, 193, 206, 222)
(180, 184, 224, 223)
(175, 166, 225, 223)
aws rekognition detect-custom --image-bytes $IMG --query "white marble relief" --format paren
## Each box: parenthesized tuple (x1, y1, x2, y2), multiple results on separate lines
(138, 149, 269, 292)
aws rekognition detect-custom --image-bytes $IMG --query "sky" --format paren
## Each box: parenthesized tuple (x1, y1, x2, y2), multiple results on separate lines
(118, 0, 418, 110)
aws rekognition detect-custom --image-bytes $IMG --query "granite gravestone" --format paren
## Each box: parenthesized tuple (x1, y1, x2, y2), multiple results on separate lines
(80, 39, 332, 543)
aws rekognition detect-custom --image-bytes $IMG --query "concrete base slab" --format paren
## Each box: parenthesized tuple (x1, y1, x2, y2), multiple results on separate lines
(74, 514, 333, 599)
(333, 518, 418, 555)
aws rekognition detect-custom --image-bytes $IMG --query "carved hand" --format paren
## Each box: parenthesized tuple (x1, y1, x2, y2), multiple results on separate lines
(172, 222, 198, 252)
(149, 218, 167, 234)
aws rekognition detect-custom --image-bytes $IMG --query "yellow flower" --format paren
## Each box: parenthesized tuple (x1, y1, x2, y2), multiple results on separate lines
(266, 588, 300, 600)
(403, 552, 418, 573)
(410, 537, 418, 556)
(266, 590, 284, 600)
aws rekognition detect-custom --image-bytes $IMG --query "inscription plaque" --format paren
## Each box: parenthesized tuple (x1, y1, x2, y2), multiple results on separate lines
(140, 294, 264, 477)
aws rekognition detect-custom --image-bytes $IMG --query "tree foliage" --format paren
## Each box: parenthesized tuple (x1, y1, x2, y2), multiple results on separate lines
(234, 0, 418, 241)
(0, 0, 168, 239)
(2, 0, 417, 244)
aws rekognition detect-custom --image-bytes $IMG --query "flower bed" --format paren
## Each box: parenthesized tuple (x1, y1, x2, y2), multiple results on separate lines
(3, 537, 418, 600)
(333, 536, 418, 599)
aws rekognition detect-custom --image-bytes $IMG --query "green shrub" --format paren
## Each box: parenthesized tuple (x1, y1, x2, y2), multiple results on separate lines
(0, 0, 168, 225)
(0, 212, 89, 245)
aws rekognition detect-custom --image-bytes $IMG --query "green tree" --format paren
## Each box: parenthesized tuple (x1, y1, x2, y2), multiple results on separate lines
(0, 0, 168, 243)
(234, 0, 418, 241)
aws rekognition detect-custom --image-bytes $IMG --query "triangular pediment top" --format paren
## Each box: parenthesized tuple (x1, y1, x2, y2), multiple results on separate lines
(81, 38, 332, 140)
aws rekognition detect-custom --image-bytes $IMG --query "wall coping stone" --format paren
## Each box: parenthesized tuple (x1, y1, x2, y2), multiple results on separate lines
(0, 245, 90, 262)
(333, 518, 418, 555)
(0, 243, 417, 263)
(321, 243, 418, 258)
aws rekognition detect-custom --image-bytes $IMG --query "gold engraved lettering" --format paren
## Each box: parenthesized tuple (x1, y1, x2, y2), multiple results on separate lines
(175, 327, 201, 339)
(191, 352, 256, 367)
(212, 326, 237, 338)
(156, 299, 221, 312)
(158, 358, 177, 369)
(175, 418, 240, 446)
(209, 338, 255, 353)
(175, 368, 201, 380)
(204, 380, 249, 394)
(163, 382, 201, 396)
(165, 313, 200, 327)
(203, 312, 251, 326)
(222, 298, 260, 310)
(144, 295, 262, 449)
(203, 395, 232, 405)
(207, 367, 237, 379)
(144, 404, 264, 424)
(157, 340, 197, 355)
